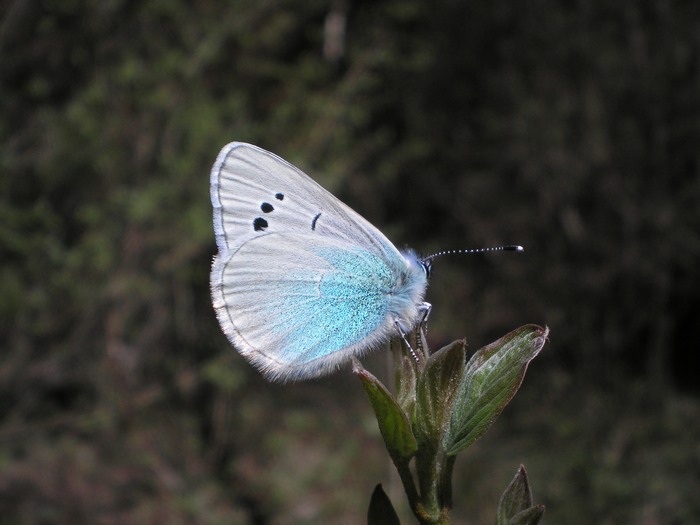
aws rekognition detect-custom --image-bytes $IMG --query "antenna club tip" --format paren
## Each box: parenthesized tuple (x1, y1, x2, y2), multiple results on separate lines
(509, 245, 525, 252)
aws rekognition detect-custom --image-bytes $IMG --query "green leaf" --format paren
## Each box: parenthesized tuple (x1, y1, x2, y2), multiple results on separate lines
(367, 484, 401, 525)
(353, 359, 418, 463)
(497, 465, 533, 525)
(414, 340, 466, 447)
(394, 341, 418, 417)
(447, 325, 548, 455)
(507, 505, 545, 525)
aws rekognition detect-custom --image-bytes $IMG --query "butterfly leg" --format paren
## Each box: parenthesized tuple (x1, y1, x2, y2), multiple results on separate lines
(395, 320, 421, 363)
(418, 302, 431, 328)
(415, 302, 432, 357)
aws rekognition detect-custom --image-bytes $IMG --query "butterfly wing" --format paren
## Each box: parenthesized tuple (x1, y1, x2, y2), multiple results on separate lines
(210, 142, 428, 381)
(212, 233, 413, 381)
(211, 142, 399, 260)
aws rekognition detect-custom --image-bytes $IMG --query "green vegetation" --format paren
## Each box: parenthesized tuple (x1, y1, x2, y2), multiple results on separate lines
(359, 326, 547, 524)
(1, 1, 698, 523)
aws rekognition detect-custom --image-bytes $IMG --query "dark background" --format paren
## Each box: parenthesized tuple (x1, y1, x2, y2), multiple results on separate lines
(1, 1, 698, 524)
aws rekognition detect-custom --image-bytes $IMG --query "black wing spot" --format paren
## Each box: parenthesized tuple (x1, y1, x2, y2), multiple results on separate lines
(311, 212, 321, 231)
(275, 193, 284, 200)
(253, 217, 268, 231)
(261, 202, 274, 213)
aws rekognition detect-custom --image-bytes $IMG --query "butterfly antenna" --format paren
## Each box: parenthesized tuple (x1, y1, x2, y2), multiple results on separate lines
(422, 244, 524, 263)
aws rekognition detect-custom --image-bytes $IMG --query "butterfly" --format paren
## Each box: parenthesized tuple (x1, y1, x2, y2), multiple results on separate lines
(210, 142, 431, 382)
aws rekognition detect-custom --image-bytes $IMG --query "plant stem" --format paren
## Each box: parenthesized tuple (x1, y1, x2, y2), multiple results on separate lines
(412, 440, 454, 524)
(395, 459, 420, 510)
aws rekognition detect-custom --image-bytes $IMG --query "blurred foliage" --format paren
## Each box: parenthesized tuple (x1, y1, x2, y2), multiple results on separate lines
(1, 1, 698, 524)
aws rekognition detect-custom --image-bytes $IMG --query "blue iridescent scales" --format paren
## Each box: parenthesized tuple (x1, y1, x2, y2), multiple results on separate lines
(210, 142, 429, 382)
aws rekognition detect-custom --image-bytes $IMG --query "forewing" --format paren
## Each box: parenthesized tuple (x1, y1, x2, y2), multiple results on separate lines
(211, 142, 400, 260)
(211, 233, 403, 382)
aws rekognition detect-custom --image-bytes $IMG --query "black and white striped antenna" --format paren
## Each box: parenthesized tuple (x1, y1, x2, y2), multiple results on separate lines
(422, 245, 523, 263)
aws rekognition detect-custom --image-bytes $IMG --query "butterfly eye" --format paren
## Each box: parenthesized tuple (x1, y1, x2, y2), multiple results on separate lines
(421, 260, 432, 279)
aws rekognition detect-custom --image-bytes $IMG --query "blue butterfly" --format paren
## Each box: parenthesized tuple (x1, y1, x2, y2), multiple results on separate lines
(210, 143, 430, 382)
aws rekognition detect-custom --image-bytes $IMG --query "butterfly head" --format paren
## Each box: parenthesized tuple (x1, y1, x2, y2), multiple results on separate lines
(420, 258, 432, 279)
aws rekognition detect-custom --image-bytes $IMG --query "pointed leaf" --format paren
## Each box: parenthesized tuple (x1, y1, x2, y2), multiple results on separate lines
(497, 465, 533, 525)
(395, 352, 418, 417)
(447, 325, 548, 455)
(353, 359, 418, 463)
(414, 340, 466, 446)
(367, 484, 401, 525)
(507, 505, 545, 525)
